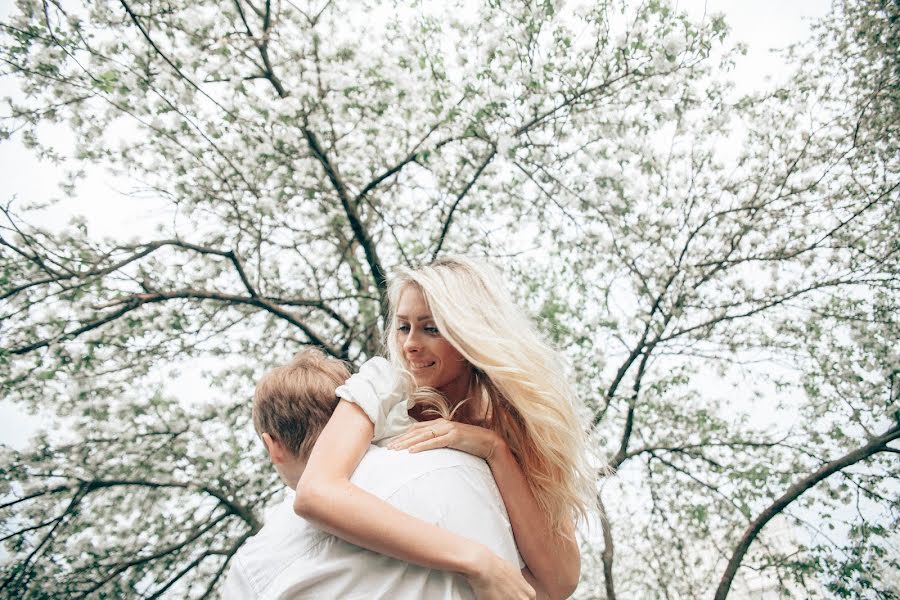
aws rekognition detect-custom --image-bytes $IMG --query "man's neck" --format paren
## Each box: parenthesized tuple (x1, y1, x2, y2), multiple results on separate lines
(277, 458, 306, 490)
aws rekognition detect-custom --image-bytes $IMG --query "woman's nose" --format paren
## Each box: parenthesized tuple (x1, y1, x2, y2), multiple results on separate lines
(403, 331, 422, 352)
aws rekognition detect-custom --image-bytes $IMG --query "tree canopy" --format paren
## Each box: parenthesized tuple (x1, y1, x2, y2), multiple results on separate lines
(1, 0, 897, 597)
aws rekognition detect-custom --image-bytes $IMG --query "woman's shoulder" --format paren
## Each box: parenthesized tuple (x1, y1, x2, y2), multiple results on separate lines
(357, 355, 391, 372)
(336, 357, 411, 441)
(338, 357, 400, 396)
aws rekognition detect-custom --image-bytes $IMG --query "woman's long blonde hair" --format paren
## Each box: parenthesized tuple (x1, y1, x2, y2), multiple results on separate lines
(384, 256, 596, 535)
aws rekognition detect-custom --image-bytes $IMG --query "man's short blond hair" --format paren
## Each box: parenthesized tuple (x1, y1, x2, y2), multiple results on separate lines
(252, 348, 350, 459)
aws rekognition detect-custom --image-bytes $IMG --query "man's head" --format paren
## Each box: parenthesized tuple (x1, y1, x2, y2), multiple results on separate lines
(252, 348, 350, 486)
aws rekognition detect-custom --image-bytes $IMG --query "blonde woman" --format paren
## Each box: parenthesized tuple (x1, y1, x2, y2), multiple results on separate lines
(295, 257, 595, 599)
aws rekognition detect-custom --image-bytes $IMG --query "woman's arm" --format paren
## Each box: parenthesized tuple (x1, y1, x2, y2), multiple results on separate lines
(390, 419, 580, 600)
(295, 400, 535, 600)
(523, 568, 551, 600)
(488, 440, 580, 599)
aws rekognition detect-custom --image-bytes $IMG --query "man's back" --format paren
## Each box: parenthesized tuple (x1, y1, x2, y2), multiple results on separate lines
(223, 446, 521, 599)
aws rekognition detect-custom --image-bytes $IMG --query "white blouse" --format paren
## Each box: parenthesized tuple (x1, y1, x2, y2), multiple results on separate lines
(334, 357, 413, 443)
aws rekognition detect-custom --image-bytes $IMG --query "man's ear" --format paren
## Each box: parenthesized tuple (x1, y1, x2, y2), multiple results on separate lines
(261, 432, 286, 464)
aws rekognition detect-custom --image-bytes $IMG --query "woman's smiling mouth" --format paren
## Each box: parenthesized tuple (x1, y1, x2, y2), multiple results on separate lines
(408, 361, 436, 370)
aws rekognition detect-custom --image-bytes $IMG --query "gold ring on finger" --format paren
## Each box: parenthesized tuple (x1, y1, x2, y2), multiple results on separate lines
(430, 429, 437, 438)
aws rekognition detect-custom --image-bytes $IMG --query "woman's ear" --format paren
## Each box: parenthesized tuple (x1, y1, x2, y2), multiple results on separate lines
(261, 432, 286, 464)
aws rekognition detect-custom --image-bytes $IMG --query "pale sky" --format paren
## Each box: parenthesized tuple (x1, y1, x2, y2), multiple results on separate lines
(0, 0, 831, 448)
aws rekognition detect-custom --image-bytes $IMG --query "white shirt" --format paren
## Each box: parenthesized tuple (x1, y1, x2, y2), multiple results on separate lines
(222, 446, 522, 600)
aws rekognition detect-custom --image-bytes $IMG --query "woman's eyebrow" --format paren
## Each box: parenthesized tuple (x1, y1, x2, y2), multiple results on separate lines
(396, 314, 432, 321)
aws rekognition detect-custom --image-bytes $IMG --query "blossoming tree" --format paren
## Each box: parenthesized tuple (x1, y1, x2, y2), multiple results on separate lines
(1, 0, 896, 597)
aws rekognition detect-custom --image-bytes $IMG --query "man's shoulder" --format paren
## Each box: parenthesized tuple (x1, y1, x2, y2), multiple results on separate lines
(353, 445, 490, 485)
(353, 446, 521, 570)
(223, 495, 325, 598)
(353, 446, 489, 491)
(363, 445, 488, 471)
(232, 493, 321, 556)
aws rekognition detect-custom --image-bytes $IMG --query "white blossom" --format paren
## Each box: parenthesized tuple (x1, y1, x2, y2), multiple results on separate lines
(662, 29, 685, 57)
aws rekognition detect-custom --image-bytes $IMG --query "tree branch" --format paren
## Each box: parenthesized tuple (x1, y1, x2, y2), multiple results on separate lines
(0, 485, 71, 511)
(597, 493, 617, 600)
(611, 348, 652, 468)
(196, 527, 256, 598)
(431, 150, 496, 260)
(302, 127, 388, 313)
(355, 135, 459, 203)
(714, 423, 900, 600)
(9, 288, 345, 359)
(117, 0, 232, 115)
(75, 511, 233, 598)
(620, 438, 788, 465)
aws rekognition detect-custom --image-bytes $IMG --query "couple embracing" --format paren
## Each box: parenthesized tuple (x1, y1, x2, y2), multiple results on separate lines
(224, 257, 596, 599)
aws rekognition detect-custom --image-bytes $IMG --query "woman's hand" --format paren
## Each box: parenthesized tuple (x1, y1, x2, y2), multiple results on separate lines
(464, 547, 536, 600)
(387, 418, 504, 460)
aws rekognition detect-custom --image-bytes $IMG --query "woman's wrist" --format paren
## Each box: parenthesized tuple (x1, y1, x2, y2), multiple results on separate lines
(484, 432, 509, 465)
(456, 541, 494, 578)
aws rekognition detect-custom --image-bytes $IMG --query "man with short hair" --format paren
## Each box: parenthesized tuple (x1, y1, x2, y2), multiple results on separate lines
(222, 349, 526, 599)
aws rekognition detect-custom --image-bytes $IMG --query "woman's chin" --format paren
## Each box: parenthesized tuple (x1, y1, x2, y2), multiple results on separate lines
(408, 366, 437, 387)
(411, 375, 433, 388)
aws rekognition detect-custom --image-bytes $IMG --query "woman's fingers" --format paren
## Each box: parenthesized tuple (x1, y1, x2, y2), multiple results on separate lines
(388, 433, 426, 450)
(387, 429, 423, 447)
(385, 432, 414, 448)
(389, 424, 449, 450)
(389, 419, 452, 449)
(407, 433, 452, 453)
(389, 418, 496, 458)
(408, 418, 450, 432)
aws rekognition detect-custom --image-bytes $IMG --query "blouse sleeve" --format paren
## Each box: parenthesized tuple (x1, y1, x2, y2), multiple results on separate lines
(335, 357, 412, 443)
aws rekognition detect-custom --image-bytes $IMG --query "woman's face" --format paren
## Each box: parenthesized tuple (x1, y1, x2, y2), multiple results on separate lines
(395, 285, 472, 402)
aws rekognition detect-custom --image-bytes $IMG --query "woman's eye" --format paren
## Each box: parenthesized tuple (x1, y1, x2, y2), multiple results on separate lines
(424, 326, 440, 335)
(397, 324, 410, 332)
